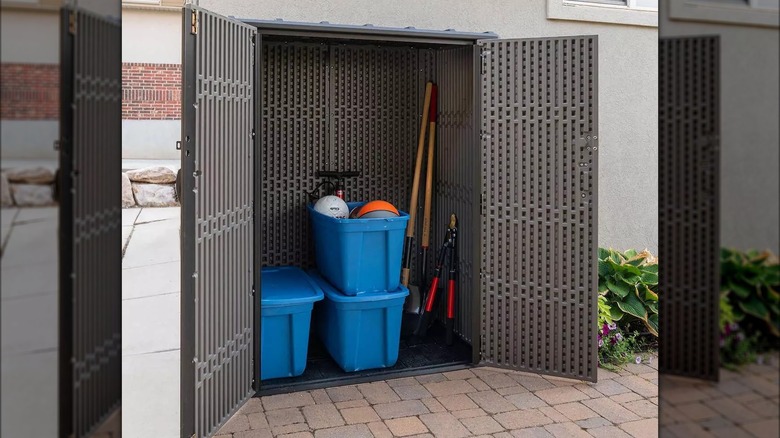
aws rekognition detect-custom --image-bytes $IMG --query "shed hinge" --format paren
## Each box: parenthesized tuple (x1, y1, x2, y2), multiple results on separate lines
(480, 50, 491, 75)
(251, 285, 255, 296)
(190, 9, 198, 35)
(251, 129, 256, 139)
(68, 10, 76, 34)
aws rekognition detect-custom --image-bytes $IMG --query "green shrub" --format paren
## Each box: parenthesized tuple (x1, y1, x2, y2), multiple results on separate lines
(598, 248, 659, 336)
(720, 248, 780, 339)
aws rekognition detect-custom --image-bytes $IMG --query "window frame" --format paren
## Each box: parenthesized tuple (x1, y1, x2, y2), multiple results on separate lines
(547, 0, 659, 27)
(669, 0, 779, 28)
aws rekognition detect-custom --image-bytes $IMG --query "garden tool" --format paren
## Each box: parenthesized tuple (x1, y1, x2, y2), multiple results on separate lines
(414, 213, 458, 345)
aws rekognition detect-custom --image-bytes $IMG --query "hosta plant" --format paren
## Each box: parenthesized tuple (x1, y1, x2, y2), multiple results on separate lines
(598, 248, 659, 336)
(720, 248, 780, 339)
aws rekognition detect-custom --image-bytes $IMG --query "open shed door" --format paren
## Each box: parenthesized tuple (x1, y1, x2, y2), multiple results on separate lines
(478, 36, 599, 382)
(181, 5, 258, 437)
(659, 36, 720, 381)
(59, 6, 122, 437)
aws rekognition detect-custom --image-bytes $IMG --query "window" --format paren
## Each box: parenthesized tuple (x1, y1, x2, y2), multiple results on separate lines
(669, 0, 779, 27)
(547, 0, 659, 27)
(122, 0, 183, 8)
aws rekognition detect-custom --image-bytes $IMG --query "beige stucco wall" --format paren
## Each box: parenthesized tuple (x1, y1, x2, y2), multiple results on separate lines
(0, 9, 59, 63)
(197, 0, 660, 253)
(121, 7, 182, 160)
(660, 0, 780, 253)
(122, 7, 181, 63)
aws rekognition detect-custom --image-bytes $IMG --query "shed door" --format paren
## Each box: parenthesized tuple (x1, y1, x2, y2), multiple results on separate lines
(59, 7, 122, 437)
(659, 36, 720, 381)
(181, 5, 258, 437)
(478, 37, 599, 382)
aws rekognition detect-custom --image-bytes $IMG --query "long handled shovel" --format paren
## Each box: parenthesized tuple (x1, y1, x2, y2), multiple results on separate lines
(402, 82, 433, 314)
(420, 84, 438, 293)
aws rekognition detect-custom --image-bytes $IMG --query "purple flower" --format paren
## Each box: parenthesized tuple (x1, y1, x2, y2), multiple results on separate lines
(614, 333, 623, 342)
(602, 323, 611, 336)
(736, 332, 745, 341)
(720, 339, 725, 347)
(635, 356, 642, 364)
(730, 322, 740, 331)
(598, 339, 604, 348)
(610, 337, 618, 345)
(608, 322, 617, 331)
(724, 324, 731, 335)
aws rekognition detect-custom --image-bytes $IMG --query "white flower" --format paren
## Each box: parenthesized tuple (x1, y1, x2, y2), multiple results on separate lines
(635, 356, 642, 364)
(608, 323, 617, 330)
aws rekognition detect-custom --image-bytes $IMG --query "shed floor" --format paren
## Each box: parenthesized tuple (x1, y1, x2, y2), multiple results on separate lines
(260, 321, 472, 394)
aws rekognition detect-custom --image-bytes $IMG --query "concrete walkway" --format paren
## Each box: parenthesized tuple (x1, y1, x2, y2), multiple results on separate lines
(217, 361, 659, 438)
(122, 206, 181, 438)
(1, 206, 58, 437)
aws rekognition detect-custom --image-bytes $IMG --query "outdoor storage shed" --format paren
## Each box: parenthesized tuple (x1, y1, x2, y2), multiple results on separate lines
(180, 5, 599, 438)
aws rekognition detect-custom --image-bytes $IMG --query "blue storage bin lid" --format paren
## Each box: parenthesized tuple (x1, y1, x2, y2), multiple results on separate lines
(307, 270, 409, 302)
(261, 267, 324, 307)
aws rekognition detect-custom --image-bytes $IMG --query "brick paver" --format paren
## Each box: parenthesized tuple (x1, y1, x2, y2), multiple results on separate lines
(505, 392, 548, 410)
(301, 404, 344, 429)
(437, 393, 479, 411)
(340, 406, 380, 425)
(373, 400, 428, 420)
(419, 412, 471, 437)
(393, 383, 432, 400)
(581, 397, 641, 424)
(619, 418, 658, 438)
(659, 353, 779, 438)
(384, 417, 429, 436)
(534, 386, 589, 405)
(468, 390, 518, 414)
(424, 379, 476, 397)
(552, 402, 598, 421)
(461, 415, 504, 434)
(216, 355, 662, 437)
(509, 426, 554, 437)
(357, 382, 400, 404)
(494, 409, 553, 429)
(543, 421, 591, 438)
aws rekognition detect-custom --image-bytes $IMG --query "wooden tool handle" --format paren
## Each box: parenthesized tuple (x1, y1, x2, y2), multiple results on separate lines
(421, 84, 437, 247)
(406, 82, 433, 238)
(401, 267, 410, 286)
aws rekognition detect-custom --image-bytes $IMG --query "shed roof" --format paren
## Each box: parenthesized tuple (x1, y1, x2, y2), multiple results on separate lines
(237, 18, 498, 45)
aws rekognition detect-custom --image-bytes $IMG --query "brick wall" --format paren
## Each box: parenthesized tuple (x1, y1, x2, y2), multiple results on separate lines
(0, 63, 59, 120)
(122, 63, 181, 120)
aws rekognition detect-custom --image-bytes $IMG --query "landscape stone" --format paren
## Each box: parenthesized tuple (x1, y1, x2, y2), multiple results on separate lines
(126, 166, 176, 184)
(1, 172, 12, 207)
(6, 166, 55, 184)
(11, 184, 54, 206)
(132, 183, 178, 207)
(121, 172, 135, 207)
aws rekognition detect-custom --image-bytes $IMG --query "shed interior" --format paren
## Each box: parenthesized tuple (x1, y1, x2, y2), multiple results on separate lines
(258, 33, 482, 392)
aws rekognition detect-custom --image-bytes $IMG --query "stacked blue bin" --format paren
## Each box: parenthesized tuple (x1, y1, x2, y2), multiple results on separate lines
(308, 202, 410, 372)
(260, 267, 324, 380)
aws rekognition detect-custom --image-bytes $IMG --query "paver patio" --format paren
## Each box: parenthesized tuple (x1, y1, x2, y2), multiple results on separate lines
(120, 205, 661, 437)
(659, 353, 779, 438)
(215, 359, 660, 438)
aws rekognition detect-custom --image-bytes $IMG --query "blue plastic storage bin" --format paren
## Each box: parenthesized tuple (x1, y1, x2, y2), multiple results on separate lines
(260, 267, 324, 380)
(308, 201, 409, 295)
(308, 270, 409, 372)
